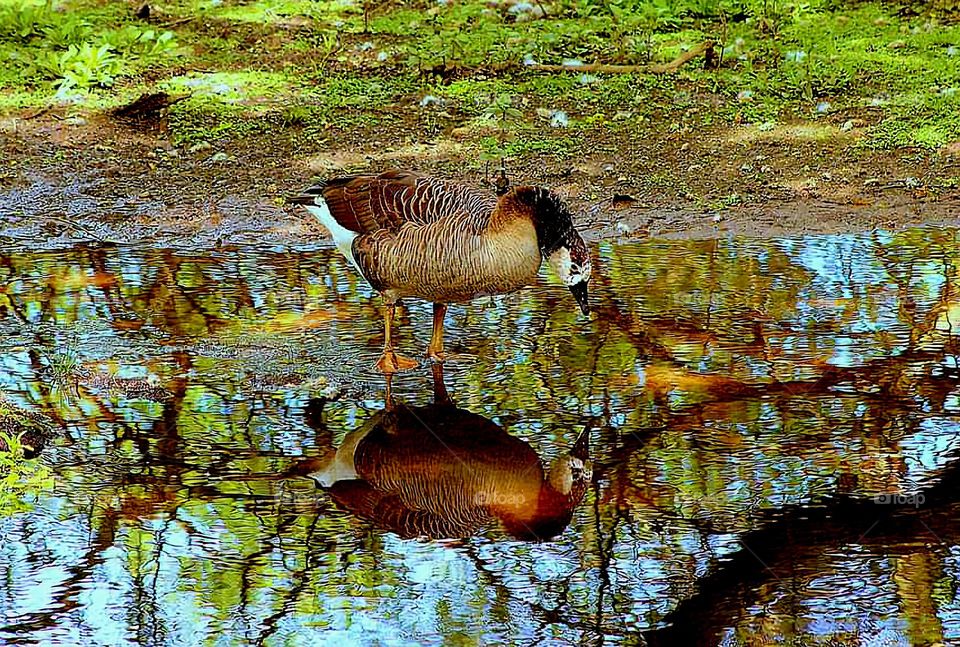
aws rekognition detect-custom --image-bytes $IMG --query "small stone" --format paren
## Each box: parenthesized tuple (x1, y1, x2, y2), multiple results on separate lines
(419, 95, 443, 107)
(815, 101, 831, 113)
(189, 141, 212, 153)
(841, 119, 855, 131)
(210, 152, 229, 163)
(887, 40, 907, 50)
(549, 111, 569, 128)
(680, 142, 690, 152)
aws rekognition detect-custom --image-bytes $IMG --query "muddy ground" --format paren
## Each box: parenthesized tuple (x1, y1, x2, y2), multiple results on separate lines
(2, 111, 959, 250)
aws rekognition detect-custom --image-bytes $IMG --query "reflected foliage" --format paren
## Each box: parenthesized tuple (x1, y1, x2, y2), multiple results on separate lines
(0, 228, 958, 644)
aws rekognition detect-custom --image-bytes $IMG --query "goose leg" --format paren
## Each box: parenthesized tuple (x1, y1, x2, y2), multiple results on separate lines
(375, 303, 418, 374)
(427, 302, 447, 363)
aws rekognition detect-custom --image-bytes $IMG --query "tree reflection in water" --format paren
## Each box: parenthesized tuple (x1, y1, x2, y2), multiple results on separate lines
(0, 229, 957, 644)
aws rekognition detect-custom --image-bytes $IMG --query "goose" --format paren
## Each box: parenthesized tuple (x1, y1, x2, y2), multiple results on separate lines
(301, 366, 592, 540)
(290, 170, 592, 373)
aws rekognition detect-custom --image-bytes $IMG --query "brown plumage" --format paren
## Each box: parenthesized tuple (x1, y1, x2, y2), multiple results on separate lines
(307, 369, 592, 540)
(291, 170, 592, 373)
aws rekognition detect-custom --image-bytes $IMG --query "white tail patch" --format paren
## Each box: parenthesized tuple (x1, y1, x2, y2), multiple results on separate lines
(307, 426, 370, 487)
(305, 197, 363, 274)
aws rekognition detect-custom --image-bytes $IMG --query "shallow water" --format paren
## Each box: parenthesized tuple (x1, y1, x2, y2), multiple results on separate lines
(0, 227, 959, 645)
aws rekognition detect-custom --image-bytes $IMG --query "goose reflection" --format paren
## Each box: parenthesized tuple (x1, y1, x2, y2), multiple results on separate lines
(307, 365, 592, 541)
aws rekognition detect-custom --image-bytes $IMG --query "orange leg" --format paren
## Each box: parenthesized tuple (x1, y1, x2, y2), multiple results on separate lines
(427, 303, 447, 363)
(374, 303, 418, 374)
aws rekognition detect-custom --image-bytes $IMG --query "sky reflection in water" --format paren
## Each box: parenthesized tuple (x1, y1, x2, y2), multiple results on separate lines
(0, 228, 958, 645)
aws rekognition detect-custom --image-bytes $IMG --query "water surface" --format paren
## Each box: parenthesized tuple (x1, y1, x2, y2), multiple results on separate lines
(1, 228, 959, 645)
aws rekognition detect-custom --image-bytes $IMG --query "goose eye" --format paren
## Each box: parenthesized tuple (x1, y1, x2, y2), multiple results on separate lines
(570, 263, 581, 274)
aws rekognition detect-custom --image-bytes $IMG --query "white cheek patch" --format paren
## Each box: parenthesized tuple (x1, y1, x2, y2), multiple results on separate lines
(548, 248, 575, 285)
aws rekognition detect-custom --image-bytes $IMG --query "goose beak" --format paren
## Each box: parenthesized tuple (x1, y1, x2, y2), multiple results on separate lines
(569, 282, 590, 316)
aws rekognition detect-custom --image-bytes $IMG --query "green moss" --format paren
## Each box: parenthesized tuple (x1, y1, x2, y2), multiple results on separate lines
(1, 0, 957, 151)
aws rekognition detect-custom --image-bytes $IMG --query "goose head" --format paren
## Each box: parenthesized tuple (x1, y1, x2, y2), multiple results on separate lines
(500, 427, 593, 541)
(507, 187, 592, 315)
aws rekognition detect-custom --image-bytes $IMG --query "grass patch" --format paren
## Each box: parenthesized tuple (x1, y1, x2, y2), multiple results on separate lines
(0, 0, 958, 151)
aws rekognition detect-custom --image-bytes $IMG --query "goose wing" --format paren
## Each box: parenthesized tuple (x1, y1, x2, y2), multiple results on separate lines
(294, 171, 497, 235)
(327, 480, 489, 539)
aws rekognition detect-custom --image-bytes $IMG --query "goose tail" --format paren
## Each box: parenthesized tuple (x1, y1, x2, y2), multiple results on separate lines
(287, 183, 328, 206)
(290, 183, 363, 274)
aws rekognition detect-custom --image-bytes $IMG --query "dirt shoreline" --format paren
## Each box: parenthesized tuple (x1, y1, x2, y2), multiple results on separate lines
(2, 116, 959, 250)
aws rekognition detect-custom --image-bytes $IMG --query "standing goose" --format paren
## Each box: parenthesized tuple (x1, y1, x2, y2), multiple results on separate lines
(290, 170, 592, 373)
